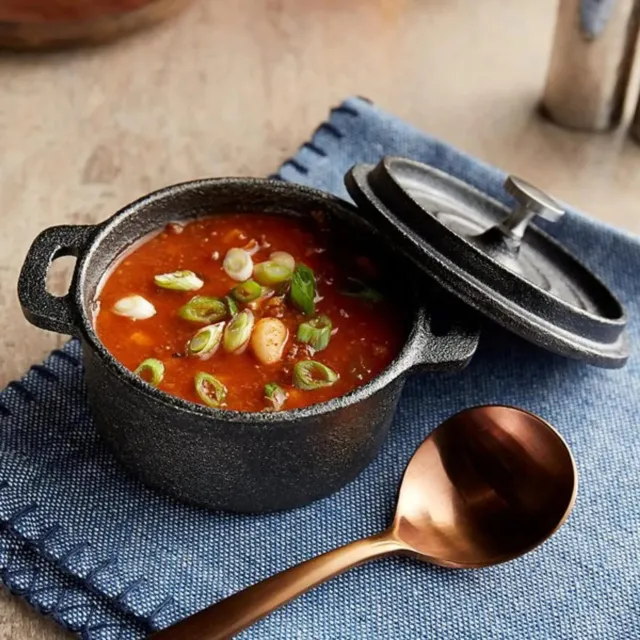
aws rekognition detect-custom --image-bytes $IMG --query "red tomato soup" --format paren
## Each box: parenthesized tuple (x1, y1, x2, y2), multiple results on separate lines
(95, 214, 406, 412)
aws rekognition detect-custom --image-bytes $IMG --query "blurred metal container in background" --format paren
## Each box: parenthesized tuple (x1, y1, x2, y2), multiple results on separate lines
(542, 0, 640, 131)
(631, 92, 640, 140)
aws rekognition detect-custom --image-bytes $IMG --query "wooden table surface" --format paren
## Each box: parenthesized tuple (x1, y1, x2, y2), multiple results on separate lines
(1, 0, 639, 637)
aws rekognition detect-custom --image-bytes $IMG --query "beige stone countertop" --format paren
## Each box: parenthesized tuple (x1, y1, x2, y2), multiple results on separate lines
(1, 0, 640, 637)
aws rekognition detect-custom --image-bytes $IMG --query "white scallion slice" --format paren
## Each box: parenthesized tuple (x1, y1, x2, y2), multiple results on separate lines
(112, 295, 156, 320)
(264, 382, 288, 411)
(270, 251, 295, 272)
(223, 308, 255, 354)
(223, 248, 254, 281)
(154, 270, 203, 292)
(186, 322, 225, 360)
(242, 239, 261, 256)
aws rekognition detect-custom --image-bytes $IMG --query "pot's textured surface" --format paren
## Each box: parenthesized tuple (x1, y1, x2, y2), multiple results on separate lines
(84, 339, 405, 512)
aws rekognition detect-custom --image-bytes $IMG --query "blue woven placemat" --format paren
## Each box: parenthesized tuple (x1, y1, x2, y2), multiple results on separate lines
(1, 97, 638, 639)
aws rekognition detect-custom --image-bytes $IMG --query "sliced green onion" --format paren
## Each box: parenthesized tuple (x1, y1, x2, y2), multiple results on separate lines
(112, 295, 156, 320)
(297, 315, 332, 351)
(134, 358, 165, 386)
(264, 382, 288, 411)
(341, 277, 383, 303)
(253, 260, 293, 287)
(290, 263, 316, 315)
(223, 248, 253, 281)
(178, 296, 227, 324)
(231, 279, 262, 303)
(247, 287, 276, 310)
(270, 251, 295, 272)
(225, 295, 239, 316)
(186, 322, 225, 359)
(223, 308, 255, 353)
(242, 239, 260, 255)
(194, 372, 227, 408)
(293, 360, 339, 390)
(154, 270, 203, 292)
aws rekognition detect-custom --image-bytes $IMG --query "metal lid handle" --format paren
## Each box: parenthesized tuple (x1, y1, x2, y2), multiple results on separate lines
(498, 176, 564, 245)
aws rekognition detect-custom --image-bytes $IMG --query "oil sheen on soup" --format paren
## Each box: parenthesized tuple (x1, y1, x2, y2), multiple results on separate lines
(95, 214, 405, 412)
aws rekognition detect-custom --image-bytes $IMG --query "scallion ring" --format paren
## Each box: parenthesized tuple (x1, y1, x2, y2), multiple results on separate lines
(270, 251, 295, 272)
(154, 270, 203, 292)
(178, 296, 227, 324)
(264, 382, 288, 411)
(223, 308, 255, 353)
(341, 277, 383, 303)
(186, 322, 225, 359)
(242, 239, 260, 255)
(223, 248, 253, 282)
(290, 263, 316, 315)
(231, 279, 262, 303)
(297, 315, 332, 351)
(194, 372, 227, 408)
(225, 295, 239, 316)
(253, 261, 293, 287)
(293, 360, 339, 390)
(134, 358, 165, 386)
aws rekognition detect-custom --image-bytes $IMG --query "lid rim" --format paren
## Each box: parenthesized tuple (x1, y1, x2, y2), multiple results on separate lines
(345, 160, 630, 368)
(369, 159, 627, 335)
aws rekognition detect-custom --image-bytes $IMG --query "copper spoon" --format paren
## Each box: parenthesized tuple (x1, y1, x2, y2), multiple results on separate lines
(154, 405, 577, 640)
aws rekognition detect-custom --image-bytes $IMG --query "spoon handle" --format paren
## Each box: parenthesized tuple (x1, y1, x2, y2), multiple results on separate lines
(153, 531, 402, 640)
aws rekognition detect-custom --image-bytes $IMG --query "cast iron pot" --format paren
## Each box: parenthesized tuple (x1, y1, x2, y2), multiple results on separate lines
(18, 179, 479, 513)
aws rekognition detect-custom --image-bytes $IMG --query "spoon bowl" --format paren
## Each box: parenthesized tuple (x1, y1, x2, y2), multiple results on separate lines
(154, 405, 577, 640)
(393, 405, 577, 568)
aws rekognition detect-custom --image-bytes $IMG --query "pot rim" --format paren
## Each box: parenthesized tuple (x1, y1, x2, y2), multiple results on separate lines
(74, 177, 426, 425)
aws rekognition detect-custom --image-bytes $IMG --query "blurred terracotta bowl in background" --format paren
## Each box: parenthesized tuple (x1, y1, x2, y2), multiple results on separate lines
(0, 0, 192, 49)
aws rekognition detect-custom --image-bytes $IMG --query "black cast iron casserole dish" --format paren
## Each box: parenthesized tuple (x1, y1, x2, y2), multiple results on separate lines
(18, 179, 479, 513)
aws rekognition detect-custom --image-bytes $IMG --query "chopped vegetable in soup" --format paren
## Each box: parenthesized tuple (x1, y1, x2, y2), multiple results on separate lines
(95, 214, 405, 412)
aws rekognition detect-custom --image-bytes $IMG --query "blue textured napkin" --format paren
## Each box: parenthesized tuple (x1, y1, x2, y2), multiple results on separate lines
(1, 97, 639, 639)
(580, 1, 617, 38)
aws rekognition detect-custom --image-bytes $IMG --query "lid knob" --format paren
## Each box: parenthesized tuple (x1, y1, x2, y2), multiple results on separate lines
(498, 176, 565, 246)
(343, 158, 629, 368)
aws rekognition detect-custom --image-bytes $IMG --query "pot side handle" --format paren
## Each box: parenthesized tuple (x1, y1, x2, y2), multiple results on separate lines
(408, 303, 481, 374)
(18, 225, 96, 337)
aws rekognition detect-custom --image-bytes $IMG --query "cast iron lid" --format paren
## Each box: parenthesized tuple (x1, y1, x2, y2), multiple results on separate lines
(345, 156, 629, 368)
